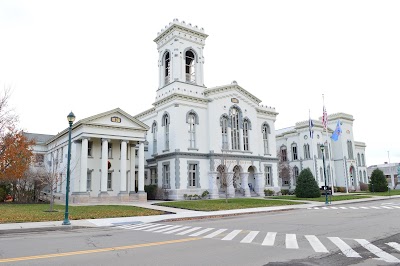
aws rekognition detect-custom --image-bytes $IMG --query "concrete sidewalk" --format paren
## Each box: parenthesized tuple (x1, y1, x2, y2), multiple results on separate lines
(1, 195, 399, 233)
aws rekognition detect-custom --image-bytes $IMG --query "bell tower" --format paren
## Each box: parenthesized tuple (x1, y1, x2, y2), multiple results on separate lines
(154, 19, 208, 97)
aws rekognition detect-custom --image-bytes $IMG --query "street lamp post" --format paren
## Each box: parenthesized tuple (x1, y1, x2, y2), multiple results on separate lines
(320, 144, 329, 205)
(62, 111, 75, 226)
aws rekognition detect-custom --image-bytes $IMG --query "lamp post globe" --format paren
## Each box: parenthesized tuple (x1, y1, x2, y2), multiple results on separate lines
(320, 144, 329, 205)
(62, 111, 75, 226)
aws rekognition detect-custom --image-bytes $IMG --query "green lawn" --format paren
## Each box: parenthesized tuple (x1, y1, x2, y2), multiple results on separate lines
(269, 194, 372, 202)
(356, 190, 400, 196)
(155, 198, 303, 211)
(0, 204, 164, 224)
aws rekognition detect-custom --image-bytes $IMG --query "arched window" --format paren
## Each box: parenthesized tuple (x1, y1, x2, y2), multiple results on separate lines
(262, 123, 270, 154)
(152, 121, 157, 154)
(347, 141, 354, 159)
(243, 119, 250, 151)
(359, 170, 362, 183)
(304, 144, 310, 159)
(293, 167, 299, 186)
(185, 50, 196, 83)
(220, 114, 229, 149)
(164, 51, 171, 85)
(357, 153, 361, 166)
(187, 113, 196, 148)
(162, 113, 170, 151)
(361, 154, 365, 166)
(363, 170, 367, 183)
(291, 143, 298, 161)
(320, 167, 324, 182)
(230, 107, 240, 150)
(280, 146, 287, 161)
(327, 165, 331, 182)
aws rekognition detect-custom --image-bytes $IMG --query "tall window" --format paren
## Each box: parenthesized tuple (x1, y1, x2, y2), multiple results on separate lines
(363, 170, 367, 183)
(265, 166, 272, 186)
(292, 143, 298, 161)
(108, 143, 112, 158)
(59, 173, 63, 192)
(293, 167, 299, 186)
(88, 141, 93, 157)
(262, 123, 270, 154)
(188, 163, 197, 187)
(164, 51, 170, 85)
(87, 172, 92, 191)
(347, 141, 354, 159)
(185, 50, 195, 83)
(221, 116, 228, 149)
(359, 170, 362, 183)
(60, 147, 64, 163)
(162, 113, 170, 151)
(163, 164, 170, 189)
(357, 153, 361, 166)
(243, 119, 249, 151)
(188, 113, 196, 148)
(151, 168, 157, 184)
(280, 146, 287, 161)
(107, 172, 112, 190)
(320, 167, 324, 182)
(361, 154, 365, 166)
(304, 144, 310, 159)
(327, 166, 331, 182)
(325, 144, 330, 159)
(152, 122, 157, 154)
(318, 144, 323, 159)
(230, 108, 240, 150)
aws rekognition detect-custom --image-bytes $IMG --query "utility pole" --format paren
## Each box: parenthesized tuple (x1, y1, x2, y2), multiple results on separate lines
(388, 151, 395, 189)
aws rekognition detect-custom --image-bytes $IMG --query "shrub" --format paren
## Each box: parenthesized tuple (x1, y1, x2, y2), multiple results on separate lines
(193, 194, 199, 200)
(183, 194, 188, 200)
(359, 182, 368, 192)
(264, 189, 274, 196)
(144, 185, 158, 200)
(281, 189, 289, 195)
(295, 168, 321, 198)
(187, 194, 193, 200)
(0, 187, 6, 202)
(201, 190, 209, 199)
(369, 169, 388, 192)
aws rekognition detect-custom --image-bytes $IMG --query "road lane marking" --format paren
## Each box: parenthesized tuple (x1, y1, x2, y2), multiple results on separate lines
(381, 206, 394, 209)
(0, 238, 201, 263)
(144, 225, 174, 232)
(349, 207, 359, 209)
(305, 235, 329, 253)
(286, 234, 299, 249)
(360, 207, 370, 209)
(176, 227, 202, 235)
(133, 224, 160, 230)
(371, 207, 381, 209)
(328, 237, 361, 258)
(339, 207, 347, 209)
(153, 225, 181, 233)
(222, 230, 242, 241)
(240, 231, 259, 243)
(355, 239, 400, 263)
(164, 226, 191, 234)
(322, 207, 329, 209)
(189, 228, 214, 236)
(262, 232, 277, 246)
(387, 242, 400, 252)
(204, 229, 227, 239)
(330, 207, 338, 209)
(118, 224, 148, 230)
(391, 206, 400, 209)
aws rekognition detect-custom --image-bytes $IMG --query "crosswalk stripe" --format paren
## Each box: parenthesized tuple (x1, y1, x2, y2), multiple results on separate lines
(133, 224, 161, 230)
(262, 232, 277, 246)
(189, 228, 214, 237)
(360, 207, 370, 209)
(240, 231, 259, 243)
(222, 230, 242, 241)
(391, 206, 400, 209)
(339, 207, 347, 209)
(305, 235, 329, 253)
(118, 224, 148, 229)
(314, 207, 320, 209)
(176, 227, 202, 236)
(330, 207, 338, 209)
(163, 226, 190, 234)
(386, 242, 400, 252)
(355, 239, 400, 263)
(144, 225, 173, 232)
(153, 225, 181, 233)
(286, 234, 299, 249)
(204, 229, 227, 239)
(349, 207, 359, 209)
(381, 206, 394, 209)
(328, 237, 361, 258)
(322, 207, 328, 210)
(371, 206, 381, 209)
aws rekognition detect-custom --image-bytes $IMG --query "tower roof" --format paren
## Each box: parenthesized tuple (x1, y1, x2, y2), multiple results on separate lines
(154, 18, 208, 43)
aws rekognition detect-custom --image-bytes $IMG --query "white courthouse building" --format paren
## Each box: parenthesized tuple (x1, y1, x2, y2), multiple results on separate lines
(276, 113, 368, 192)
(26, 20, 368, 202)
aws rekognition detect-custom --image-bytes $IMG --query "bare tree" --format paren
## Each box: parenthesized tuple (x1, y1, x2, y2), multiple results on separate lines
(0, 88, 18, 136)
(216, 150, 234, 203)
(277, 149, 292, 191)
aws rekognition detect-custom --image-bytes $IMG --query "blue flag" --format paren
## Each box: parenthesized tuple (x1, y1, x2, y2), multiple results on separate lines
(331, 120, 342, 141)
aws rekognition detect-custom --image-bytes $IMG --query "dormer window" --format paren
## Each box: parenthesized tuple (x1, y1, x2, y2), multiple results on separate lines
(164, 52, 170, 85)
(185, 50, 196, 83)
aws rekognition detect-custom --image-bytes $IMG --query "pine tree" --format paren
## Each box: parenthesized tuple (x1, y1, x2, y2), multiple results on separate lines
(368, 168, 388, 192)
(295, 168, 320, 198)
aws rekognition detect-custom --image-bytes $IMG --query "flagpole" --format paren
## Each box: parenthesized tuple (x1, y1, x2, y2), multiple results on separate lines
(309, 109, 316, 180)
(322, 94, 335, 195)
(339, 120, 349, 194)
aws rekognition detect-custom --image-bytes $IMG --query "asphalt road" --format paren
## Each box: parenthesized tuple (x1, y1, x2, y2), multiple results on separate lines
(1, 198, 400, 266)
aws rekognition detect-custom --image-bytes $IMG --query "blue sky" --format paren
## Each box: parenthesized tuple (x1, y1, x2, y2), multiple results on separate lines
(1, 0, 399, 166)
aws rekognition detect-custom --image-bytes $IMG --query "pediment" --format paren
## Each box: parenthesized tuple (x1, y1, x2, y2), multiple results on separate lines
(204, 83, 262, 106)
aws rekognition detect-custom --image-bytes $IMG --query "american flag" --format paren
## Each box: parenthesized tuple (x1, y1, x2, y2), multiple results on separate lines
(322, 106, 328, 130)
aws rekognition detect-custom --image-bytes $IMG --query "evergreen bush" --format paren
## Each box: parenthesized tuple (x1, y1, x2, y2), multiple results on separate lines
(144, 185, 158, 200)
(368, 169, 388, 192)
(295, 168, 321, 198)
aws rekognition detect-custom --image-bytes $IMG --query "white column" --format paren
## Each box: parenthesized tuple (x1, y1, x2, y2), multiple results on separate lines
(208, 172, 219, 199)
(120, 140, 127, 192)
(129, 144, 136, 193)
(80, 138, 88, 192)
(240, 173, 251, 197)
(138, 142, 145, 192)
(100, 138, 109, 193)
